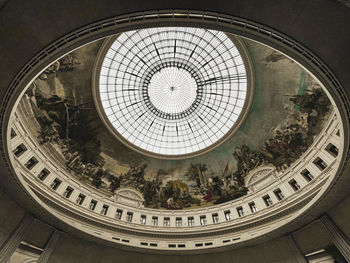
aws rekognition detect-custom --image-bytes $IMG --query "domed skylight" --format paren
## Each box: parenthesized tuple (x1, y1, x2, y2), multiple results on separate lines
(98, 27, 248, 157)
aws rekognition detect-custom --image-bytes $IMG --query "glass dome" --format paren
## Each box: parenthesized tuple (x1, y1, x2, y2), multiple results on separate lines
(97, 27, 248, 157)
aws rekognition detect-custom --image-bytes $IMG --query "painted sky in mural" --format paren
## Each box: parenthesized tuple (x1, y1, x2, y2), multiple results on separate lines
(21, 35, 332, 209)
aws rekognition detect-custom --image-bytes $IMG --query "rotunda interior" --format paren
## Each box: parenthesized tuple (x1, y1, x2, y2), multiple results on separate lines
(0, 2, 350, 263)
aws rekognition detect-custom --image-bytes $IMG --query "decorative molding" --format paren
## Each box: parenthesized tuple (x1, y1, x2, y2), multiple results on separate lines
(0, 214, 35, 262)
(34, 187, 316, 239)
(115, 188, 145, 208)
(287, 235, 308, 263)
(37, 230, 60, 263)
(320, 214, 350, 262)
(245, 166, 275, 189)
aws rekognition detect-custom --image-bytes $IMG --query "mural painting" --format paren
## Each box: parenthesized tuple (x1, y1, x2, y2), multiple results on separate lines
(21, 37, 333, 210)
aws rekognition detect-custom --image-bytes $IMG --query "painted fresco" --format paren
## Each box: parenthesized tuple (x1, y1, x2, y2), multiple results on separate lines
(21, 36, 332, 209)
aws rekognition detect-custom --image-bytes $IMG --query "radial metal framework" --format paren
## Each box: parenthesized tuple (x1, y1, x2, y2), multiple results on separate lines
(98, 27, 248, 156)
